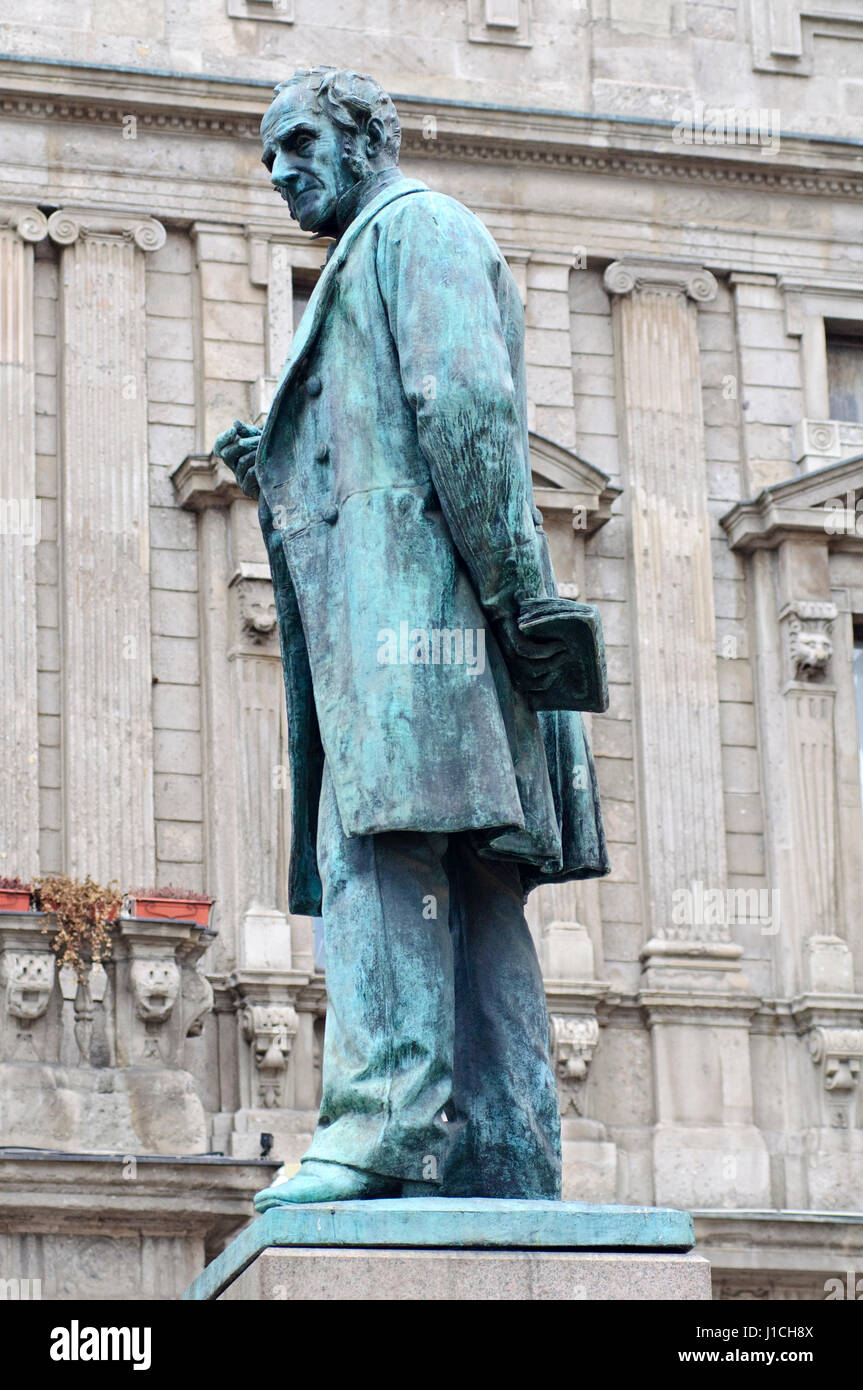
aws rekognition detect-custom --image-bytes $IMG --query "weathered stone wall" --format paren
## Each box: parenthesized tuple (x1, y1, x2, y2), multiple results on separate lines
(2, 1, 863, 1299)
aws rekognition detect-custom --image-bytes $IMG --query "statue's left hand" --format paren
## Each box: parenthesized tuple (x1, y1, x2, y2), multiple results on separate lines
(214, 419, 262, 500)
(492, 612, 569, 697)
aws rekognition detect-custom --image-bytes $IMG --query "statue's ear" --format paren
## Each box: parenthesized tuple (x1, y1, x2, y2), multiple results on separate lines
(365, 115, 387, 159)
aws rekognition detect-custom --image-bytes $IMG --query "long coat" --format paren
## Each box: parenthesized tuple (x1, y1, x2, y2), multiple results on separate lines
(255, 174, 609, 915)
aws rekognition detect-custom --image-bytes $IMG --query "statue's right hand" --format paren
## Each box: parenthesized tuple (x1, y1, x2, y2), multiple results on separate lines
(213, 420, 262, 499)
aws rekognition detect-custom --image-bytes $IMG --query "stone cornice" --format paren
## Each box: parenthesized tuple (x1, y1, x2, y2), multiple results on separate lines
(3, 57, 863, 197)
(720, 453, 863, 551)
(529, 433, 621, 531)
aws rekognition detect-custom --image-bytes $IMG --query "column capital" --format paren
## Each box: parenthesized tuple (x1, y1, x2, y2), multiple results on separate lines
(47, 208, 166, 252)
(0, 205, 49, 243)
(603, 258, 717, 303)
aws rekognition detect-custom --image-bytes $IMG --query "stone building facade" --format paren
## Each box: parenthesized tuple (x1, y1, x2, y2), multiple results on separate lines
(2, 1, 863, 1299)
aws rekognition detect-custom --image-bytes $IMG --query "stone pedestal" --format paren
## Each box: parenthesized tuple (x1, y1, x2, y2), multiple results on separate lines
(184, 1199, 711, 1302)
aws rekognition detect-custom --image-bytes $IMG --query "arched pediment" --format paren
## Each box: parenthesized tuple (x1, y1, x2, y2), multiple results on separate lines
(529, 432, 621, 534)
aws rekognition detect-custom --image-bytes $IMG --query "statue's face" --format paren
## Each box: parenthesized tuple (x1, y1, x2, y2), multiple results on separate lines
(261, 90, 355, 235)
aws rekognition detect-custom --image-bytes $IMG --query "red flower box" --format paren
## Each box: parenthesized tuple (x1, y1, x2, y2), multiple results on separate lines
(0, 887, 31, 912)
(127, 895, 213, 926)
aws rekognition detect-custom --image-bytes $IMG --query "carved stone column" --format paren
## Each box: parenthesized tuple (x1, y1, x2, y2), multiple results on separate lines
(171, 457, 302, 971)
(604, 259, 728, 948)
(228, 557, 294, 965)
(606, 259, 769, 1207)
(0, 206, 49, 879)
(722, 462, 863, 1207)
(172, 455, 321, 1162)
(48, 209, 166, 886)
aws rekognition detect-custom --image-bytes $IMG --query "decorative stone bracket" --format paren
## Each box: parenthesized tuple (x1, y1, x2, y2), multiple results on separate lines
(2, 951, 55, 1058)
(229, 563, 278, 652)
(550, 1014, 600, 1117)
(809, 1028, 863, 1096)
(780, 599, 836, 684)
(0, 911, 215, 1070)
(792, 936, 863, 1129)
(241, 1002, 299, 1108)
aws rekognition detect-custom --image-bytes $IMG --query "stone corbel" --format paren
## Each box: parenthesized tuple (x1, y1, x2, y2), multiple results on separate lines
(241, 1002, 299, 1108)
(808, 1029, 863, 1128)
(229, 563, 278, 653)
(114, 917, 216, 1068)
(793, 935, 863, 1129)
(2, 951, 54, 1058)
(131, 959, 181, 1061)
(809, 1028, 863, 1092)
(779, 599, 836, 684)
(550, 1013, 600, 1117)
(171, 454, 246, 511)
(542, 917, 612, 1120)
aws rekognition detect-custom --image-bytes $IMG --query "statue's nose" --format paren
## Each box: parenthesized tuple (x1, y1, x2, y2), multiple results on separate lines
(271, 152, 297, 189)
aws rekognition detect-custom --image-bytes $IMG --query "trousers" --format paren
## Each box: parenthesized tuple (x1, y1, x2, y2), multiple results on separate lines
(303, 764, 562, 1198)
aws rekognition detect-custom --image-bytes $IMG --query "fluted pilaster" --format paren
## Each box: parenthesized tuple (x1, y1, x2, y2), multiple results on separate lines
(0, 206, 49, 879)
(49, 209, 166, 886)
(605, 259, 727, 943)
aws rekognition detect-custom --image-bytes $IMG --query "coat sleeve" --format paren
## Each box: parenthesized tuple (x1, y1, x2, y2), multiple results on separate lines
(375, 193, 544, 624)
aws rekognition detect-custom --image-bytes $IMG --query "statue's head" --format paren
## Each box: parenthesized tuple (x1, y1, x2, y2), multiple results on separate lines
(261, 66, 401, 236)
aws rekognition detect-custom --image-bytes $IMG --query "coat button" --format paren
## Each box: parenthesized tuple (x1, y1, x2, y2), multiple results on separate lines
(306, 374, 322, 396)
(314, 443, 330, 463)
(322, 506, 339, 524)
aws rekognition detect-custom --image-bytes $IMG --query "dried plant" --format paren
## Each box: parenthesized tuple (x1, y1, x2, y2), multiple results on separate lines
(0, 876, 31, 891)
(34, 874, 122, 977)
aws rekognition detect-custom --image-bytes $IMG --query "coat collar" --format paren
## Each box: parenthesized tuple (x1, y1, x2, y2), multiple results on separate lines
(264, 175, 429, 424)
(333, 165, 406, 240)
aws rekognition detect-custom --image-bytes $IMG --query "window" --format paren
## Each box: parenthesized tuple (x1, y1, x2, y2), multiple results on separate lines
(826, 321, 863, 423)
(292, 268, 318, 331)
(854, 626, 863, 814)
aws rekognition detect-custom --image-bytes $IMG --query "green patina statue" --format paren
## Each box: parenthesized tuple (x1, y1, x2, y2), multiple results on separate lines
(214, 66, 609, 1207)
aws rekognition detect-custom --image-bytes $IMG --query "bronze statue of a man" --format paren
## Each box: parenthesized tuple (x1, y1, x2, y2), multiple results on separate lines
(215, 66, 608, 1206)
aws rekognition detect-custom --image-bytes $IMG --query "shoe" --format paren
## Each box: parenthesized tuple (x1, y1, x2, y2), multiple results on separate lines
(254, 1159, 400, 1210)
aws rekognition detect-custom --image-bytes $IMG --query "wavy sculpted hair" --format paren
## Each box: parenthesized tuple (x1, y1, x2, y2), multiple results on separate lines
(271, 66, 402, 172)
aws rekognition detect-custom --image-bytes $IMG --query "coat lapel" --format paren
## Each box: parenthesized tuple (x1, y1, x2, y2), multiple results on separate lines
(259, 176, 429, 460)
